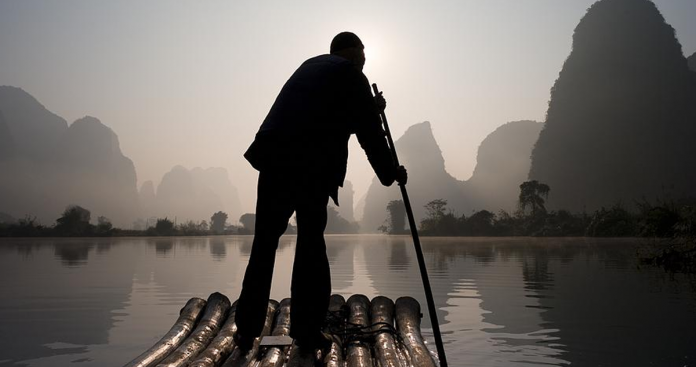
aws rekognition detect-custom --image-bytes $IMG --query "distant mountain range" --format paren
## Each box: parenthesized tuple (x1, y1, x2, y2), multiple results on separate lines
(142, 166, 242, 224)
(0, 86, 241, 227)
(0, 86, 139, 226)
(360, 122, 466, 231)
(466, 120, 543, 213)
(0, 86, 544, 231)
(328, 180, 356, 223)
(360, 120, 542, 231)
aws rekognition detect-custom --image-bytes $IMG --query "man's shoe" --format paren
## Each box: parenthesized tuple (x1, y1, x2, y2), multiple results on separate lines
(286, 344, 319, 367)
(233, 331, 255, 351)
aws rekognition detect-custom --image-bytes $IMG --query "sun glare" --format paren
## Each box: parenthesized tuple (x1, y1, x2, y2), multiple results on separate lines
(356, 28, 387, 75)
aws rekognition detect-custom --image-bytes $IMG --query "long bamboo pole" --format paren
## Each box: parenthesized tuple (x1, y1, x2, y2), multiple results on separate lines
(372, 83, 448, 367)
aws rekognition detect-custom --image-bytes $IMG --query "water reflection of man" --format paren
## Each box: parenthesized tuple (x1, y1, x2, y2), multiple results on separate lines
(234, 32, 407, 351)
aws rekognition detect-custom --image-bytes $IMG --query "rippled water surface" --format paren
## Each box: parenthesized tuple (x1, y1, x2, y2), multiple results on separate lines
(1, 236, 695, 366)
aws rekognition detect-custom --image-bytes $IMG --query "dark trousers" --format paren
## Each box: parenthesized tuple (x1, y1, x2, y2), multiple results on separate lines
(235, 169, 331, 341)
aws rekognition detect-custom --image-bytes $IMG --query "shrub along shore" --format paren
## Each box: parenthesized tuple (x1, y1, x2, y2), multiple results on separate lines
(2, 181, 695, 273)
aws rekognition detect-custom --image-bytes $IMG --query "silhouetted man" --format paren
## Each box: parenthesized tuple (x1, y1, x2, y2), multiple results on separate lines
(234, 32, 406, 351)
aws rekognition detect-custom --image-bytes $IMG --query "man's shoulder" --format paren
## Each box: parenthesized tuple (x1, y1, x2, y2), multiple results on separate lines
(300, 55, 367, 84)
(303, 54, 353, 68)
(288, 54, 362, 85)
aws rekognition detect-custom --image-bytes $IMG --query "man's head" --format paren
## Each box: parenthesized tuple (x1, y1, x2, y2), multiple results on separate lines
(330, 32, 365, 71)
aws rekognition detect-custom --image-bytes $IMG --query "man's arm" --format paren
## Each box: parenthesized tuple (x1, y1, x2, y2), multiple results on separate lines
(345, 69, 397, 186)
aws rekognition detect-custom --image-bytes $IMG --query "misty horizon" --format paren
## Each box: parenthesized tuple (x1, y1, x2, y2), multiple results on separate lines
(1, 0, 696, 228)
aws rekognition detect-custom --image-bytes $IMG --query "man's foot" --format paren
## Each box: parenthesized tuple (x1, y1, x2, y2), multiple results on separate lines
(286, 345, 319, 367)
(233, 331, 255, 351)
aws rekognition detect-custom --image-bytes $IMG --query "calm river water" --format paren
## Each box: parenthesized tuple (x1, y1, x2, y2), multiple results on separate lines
(0, 236, 695, 366)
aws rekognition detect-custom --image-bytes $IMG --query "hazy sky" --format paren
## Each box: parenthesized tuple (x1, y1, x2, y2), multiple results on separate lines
(1, 0, 695, 215)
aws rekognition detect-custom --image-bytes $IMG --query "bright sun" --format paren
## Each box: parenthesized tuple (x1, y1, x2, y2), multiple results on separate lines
(362, 38, 386, 75)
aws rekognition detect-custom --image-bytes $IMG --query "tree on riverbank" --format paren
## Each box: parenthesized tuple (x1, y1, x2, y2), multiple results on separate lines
(239, 213, 255, 234)
(419, 199, 459, 235)
(55, 205, 93, 236)
(414, 192, 696, 243)
(210, 211, 228, 234)
(379, 200, 407, 234)
(519, 180, 550, 217)
(0, 216, 45, 236)
(636, 200, 696, 273)
(151, 217, 175, 235)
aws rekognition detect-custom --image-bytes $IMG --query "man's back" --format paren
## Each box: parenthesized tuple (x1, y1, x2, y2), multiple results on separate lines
(245, 53, 393, 191)
(259, 54, 356, 134)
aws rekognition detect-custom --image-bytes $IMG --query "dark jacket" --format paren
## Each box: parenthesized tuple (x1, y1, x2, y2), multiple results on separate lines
(244, 54, 396, 203)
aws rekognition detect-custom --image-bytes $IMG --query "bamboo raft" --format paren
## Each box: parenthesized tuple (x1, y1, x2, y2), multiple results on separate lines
(124, 292, 439, 367)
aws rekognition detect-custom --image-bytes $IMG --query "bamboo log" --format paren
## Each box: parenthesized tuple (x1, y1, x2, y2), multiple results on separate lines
(345, 295, 373, 367)
(157, 293, 231, 367)
(323, 295, 346, 367)
(123, 297, 207, 367)
(371, 296, 404, 367)
(189, 302, 238, 367)
(395, 297, 437, 367)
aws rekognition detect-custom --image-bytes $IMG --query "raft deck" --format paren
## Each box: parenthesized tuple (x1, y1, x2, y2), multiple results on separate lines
(124, 292, 440, 367)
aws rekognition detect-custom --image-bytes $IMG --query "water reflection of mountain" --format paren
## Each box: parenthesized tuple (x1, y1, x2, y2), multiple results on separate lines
(237, 235, 295, 258)
(388, 238, 410, 269)
(325, 236, 354, 292)
(140, 238, 241, 298)
(423, 238, 695, 365)
(0, 239, 135, 365)
(526, 240, 696, 366)
(153, 238, 175, 255)
(0, 237, 254, 366)
(352, 237, 696, 365)
(210, 237, 227, 260)
(54, 241, 94, 266)
(129, 236, 295, 299)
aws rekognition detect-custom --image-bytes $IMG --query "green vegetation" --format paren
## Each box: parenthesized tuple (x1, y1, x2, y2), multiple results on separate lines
(518, 180, 550, 217)
(0, 206, 243, 237)
(411, 181, 696, 239)
(0, 216, 47, 237)
(236, 212, 298, 235)
(210, 211, 228, 234)
(378, 200, 407, 234)
(407, 180, 696, 272)
(638, 203, 696, 273)
(415, 196, 696, 239)
(238, 213, 256, 234)
(151, 218, 175, 236)
(55, 205, 94, 236)
(416, 181, 580, 236)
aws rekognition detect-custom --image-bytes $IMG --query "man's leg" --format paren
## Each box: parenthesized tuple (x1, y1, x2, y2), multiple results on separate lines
(235, 170, 295, 340)
(289, 185, 331, 345)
